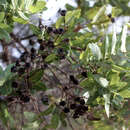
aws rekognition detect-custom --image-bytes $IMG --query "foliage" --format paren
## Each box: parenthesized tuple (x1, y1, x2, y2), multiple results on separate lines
(0, 0, 130, 129)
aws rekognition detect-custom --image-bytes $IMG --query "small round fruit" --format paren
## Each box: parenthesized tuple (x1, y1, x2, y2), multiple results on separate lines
(59, 100, 66, 106)
(70, 103, 76, 109)
(20, 96, 30, 103)
(79, 99, 85, 105)
(107, 14, 112, 18)
(12, 81, 18, 88)
(81, 72, 87, 77)
(111, 17, 115, 23)
(60, 10, 66, 16)
(63, 107, 70, 113)
(74, 97, 81, 102)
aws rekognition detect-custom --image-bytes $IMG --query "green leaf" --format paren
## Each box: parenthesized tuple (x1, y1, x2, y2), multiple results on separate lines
(30, 24, 41, 35)
(29, 69, 44, 83)
(65, 9, 81, 26)
(18, 11, 29, 20)
(0, 28, 11, 42)
(12, 16, 29, 24)
(0, 23, 12, 33)
(24, 112, 36, 122)
(45, 54, 57, 63)
(119, 89, 130, 98)
(56, 17, 64, 28)
(94, 75, 109, 88)
(29, 1, 46, 13)
(103, 94, 110, 118)
(88, 43, 102, 60)
(32, 81, 46, 91)
(50, 113, 60, 129)
(41, 105, 54, 116)
(0, 12, 5, 22)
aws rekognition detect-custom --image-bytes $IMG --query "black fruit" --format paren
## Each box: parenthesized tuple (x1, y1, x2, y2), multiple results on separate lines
(40, 45, 44, 50)
(69, 75, 78, 85)
(11, 66, 17, 73)
(25, 62, 30, 68)
(53, 28, 59, 34)
(107, 14, 112, 18)
(31, 48, 36, 54)
(60, 10, 66, 16)
(63, 107, 70, 113)
(79, 99, 85, 105)
(81, 72, 87, 77)
(111, 17, 115, 23)
(29, 39, 35, 46)
(73, 114, 79, 119)
(12, 81, 18, 88)
(59, 100, 66, 106)
(18, 67, 25, 75)
(20, 95, 30, 103)
(47, 27, 53, 33)
(70, 103, 76, 109)
(58, 28, 64, 34)
(41, 95, 49, 105)
(74, 97, 81, 102)
(15, 60, 20, 66)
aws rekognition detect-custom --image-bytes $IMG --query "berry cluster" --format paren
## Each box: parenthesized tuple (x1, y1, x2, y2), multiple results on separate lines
(59, 96, 88, 119)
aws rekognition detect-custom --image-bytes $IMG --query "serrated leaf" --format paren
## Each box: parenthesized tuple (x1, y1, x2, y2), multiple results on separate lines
(29, 1, 46, 13)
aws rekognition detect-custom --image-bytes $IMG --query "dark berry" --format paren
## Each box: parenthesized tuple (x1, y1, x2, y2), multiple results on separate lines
(31, 54, 35, 60)
(63, 86, 68, 91)
(57, 48, 64, 54)
(107, 14, 112, 18)
(63, 38, 69, 43)
(60, 10, 66, 16)
(58, 28, 64, 34)
(16, 90, 22, 95)
(63, 107, 70, 113)
(38, 39, 43, 43)
(59, 100, 66, 106)
(40, 45, 44, 50)
(73, 114, 79, 119)
(15, 60, 20, 66)
(12, 81, 18, 88)
(31, 48, 36, 54)
(79, 99, 85, 105)
(47, 27, 53, 33)
(81, 72, 87, 77)
(42, 54, 47, 60)
(69, 75, 78, 85)
(18, 67, 25, 75)
(7, 96, 15, 102)
(20, 96, 30, 103)
(82, 106, 88, 111)
(53, 28, 59, 34)
(43, 63, 48, 68)
(29, 40, 35, 46)
(74, 97, 81, 102)
(25, 62, 30, 68)
(70, 103, 76, 109)
(111, 17, 115, 23)
(41, 95, 49, 105)
(1, 52, 8, 62)
(11, 66, 17, 73)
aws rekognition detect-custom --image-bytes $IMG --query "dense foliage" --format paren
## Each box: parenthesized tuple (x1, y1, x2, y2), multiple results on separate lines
(0, 0, 130, 129)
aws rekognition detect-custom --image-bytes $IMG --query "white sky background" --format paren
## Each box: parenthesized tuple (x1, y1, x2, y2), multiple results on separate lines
(0, 0, 129, 69)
